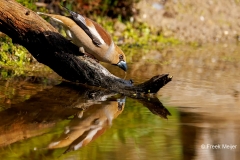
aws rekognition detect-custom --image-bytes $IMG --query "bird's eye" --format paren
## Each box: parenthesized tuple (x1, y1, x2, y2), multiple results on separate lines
(119, 54, 123, 60)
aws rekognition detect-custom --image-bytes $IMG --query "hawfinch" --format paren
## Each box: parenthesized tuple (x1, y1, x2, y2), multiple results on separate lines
(37, 9, 127, 72)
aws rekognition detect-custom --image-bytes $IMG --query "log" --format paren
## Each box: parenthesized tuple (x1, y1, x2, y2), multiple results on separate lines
(0, 0, 172, 96)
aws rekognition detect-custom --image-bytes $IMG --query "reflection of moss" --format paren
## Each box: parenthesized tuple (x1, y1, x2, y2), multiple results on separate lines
(0, 95, 182, 159)
(0, 119, 70, 160)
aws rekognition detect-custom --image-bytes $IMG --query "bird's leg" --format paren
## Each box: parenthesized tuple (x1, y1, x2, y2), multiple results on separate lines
(79, 47, 85, 54)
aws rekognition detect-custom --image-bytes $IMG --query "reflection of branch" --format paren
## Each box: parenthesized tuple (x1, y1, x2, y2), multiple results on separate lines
(0, 76, 171, 152)
(0, 80, 118, 147)
(136, 97, 171, 119)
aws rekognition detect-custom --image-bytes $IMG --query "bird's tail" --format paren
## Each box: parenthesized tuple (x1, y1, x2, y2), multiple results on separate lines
(61, 5, 69, 11)
(61, 5, 77, 17)
(61, 5, 71, 13)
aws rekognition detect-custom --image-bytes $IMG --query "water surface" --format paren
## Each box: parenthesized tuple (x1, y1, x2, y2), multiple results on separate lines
(0, 44, 239, 159)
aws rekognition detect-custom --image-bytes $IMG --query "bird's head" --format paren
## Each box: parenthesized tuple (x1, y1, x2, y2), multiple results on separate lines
(112, 45, 127, 72)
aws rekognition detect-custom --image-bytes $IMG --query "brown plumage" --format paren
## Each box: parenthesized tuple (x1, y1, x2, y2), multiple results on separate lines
(37, 10, 127, 71)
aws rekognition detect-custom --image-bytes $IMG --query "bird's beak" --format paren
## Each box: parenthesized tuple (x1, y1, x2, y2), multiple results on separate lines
(117, 97, 126, 111)
(117, 61, 127, 71)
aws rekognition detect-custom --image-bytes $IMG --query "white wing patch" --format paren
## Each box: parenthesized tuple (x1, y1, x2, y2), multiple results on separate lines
(88, 27, 105, 45)
(74, 14, 104, 46)
(76, 14, 87, 25)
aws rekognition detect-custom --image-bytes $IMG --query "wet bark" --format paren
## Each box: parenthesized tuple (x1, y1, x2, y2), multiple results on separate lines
(0, 0, 172, 95)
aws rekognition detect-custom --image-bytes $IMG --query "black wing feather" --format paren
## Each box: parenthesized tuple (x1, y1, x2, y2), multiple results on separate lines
(63, 6, 102, 46)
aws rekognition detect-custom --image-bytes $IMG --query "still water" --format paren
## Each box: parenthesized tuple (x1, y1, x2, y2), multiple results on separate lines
(0, 44, 239, 160)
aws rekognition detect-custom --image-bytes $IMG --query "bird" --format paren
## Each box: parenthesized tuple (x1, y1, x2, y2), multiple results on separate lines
(37, 8, 127, 72)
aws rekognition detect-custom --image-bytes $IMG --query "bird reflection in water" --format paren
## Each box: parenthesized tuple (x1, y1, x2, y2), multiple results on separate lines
(48, 98, 125, 153)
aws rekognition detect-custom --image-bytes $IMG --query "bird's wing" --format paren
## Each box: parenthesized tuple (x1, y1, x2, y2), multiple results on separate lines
(63, 7, 103, 47)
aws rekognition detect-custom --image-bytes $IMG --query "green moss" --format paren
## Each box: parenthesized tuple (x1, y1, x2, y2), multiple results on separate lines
(16, 0, 37, 11)
(0, 36, 30, 67)
(0, 36, 52, 76)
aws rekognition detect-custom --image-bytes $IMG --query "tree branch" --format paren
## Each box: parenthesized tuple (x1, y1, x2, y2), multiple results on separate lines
(0, 0, 172, 96)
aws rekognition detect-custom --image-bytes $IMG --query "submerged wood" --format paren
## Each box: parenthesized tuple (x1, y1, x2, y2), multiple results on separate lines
(0, 0, 172, 95)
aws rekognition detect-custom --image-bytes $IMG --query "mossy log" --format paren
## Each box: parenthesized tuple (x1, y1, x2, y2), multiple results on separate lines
(0, 0, 172, 96)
